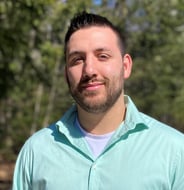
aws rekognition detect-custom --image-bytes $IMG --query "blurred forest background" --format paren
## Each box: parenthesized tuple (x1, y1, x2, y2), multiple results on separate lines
(0, 0, 184, 188)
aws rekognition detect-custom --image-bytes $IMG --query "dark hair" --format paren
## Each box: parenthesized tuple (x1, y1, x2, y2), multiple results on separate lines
(64, 11, 125, 59)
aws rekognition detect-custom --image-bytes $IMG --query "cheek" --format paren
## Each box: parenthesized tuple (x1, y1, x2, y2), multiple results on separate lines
(105, 63, 123, 79)
(66, 69, 81, 87)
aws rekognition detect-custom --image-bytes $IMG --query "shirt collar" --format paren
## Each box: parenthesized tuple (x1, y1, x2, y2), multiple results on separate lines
(56, 95, 148, 138)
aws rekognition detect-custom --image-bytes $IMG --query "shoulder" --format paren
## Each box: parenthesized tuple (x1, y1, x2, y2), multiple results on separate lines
(140, 112, 184, 146)
(22, 123, 58, 151)
(20, 105, 77, 153)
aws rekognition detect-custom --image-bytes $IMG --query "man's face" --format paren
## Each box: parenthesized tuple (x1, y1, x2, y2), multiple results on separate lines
(65, 26, 132, 113)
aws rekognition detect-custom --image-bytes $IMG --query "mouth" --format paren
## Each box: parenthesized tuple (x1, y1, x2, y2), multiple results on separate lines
(81, 81, 104, 91)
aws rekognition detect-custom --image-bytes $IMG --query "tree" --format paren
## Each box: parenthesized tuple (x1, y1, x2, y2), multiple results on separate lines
(92, 0, 184, 132)
(125, 0, 184, 132)
(0, 0, 92, 160)
(0, 0, 183, 162)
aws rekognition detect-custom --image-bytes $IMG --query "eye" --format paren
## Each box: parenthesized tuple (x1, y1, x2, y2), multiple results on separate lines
(98, 53, 110, 61)
(69, 56, 84, 66)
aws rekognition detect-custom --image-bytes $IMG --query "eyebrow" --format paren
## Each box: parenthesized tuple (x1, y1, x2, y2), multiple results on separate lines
(67, 47, 112, 59)
(67, 51, 84, 60)
(95, 47, 111, 53)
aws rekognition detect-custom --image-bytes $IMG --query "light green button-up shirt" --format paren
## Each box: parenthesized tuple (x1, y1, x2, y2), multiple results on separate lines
(12, 96, 184, 190)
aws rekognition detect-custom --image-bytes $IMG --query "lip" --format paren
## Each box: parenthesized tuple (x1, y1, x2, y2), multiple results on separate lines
(81, 82, 104, 91)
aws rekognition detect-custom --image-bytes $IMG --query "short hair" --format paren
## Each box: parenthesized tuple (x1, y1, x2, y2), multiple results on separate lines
(64, 11, 125, 59)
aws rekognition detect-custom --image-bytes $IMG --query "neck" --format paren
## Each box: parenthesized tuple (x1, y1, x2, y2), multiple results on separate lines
(77, 94, 126, 135)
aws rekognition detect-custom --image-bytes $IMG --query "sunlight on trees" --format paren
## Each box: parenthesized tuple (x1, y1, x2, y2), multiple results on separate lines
(0, 0, 183, 162)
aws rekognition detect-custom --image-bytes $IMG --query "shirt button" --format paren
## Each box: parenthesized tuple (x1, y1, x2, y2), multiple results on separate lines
(92, 164, 96, 169)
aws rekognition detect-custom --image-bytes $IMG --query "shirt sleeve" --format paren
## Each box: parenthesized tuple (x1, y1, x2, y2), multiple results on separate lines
(172, 146, 184, 190)
(12, 142, 33, 190)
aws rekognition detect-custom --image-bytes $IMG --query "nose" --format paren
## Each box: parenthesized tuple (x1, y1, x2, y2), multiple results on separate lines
(82, 55, 97, 78)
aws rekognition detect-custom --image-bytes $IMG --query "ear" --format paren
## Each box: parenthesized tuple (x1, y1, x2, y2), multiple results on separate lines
(123, 54, 132, 79)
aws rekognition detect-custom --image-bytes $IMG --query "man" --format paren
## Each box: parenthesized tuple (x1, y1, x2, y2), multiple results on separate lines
(12, 11, 184, 190)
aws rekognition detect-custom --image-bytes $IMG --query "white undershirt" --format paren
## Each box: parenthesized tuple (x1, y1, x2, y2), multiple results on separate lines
(75, 117, 115, 158)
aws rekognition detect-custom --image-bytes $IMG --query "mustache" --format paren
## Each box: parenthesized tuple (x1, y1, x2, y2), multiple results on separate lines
(79, 75, 105, 85)
(76, 76, 106, 93)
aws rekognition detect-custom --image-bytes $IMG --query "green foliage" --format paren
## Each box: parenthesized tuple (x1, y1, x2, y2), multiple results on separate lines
(0, 0, 183, 161)
(125, 0, 184, 131)
(0, 0, 91, 160)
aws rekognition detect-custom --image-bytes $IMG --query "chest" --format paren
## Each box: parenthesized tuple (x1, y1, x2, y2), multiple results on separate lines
(31, 138, 173, 190)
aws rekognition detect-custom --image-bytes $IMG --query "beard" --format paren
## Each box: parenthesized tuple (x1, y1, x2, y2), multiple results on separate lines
(67, 70, 124, 114)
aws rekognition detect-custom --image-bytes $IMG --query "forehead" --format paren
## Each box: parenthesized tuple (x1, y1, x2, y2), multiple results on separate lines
(66, 26, 120, 53)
